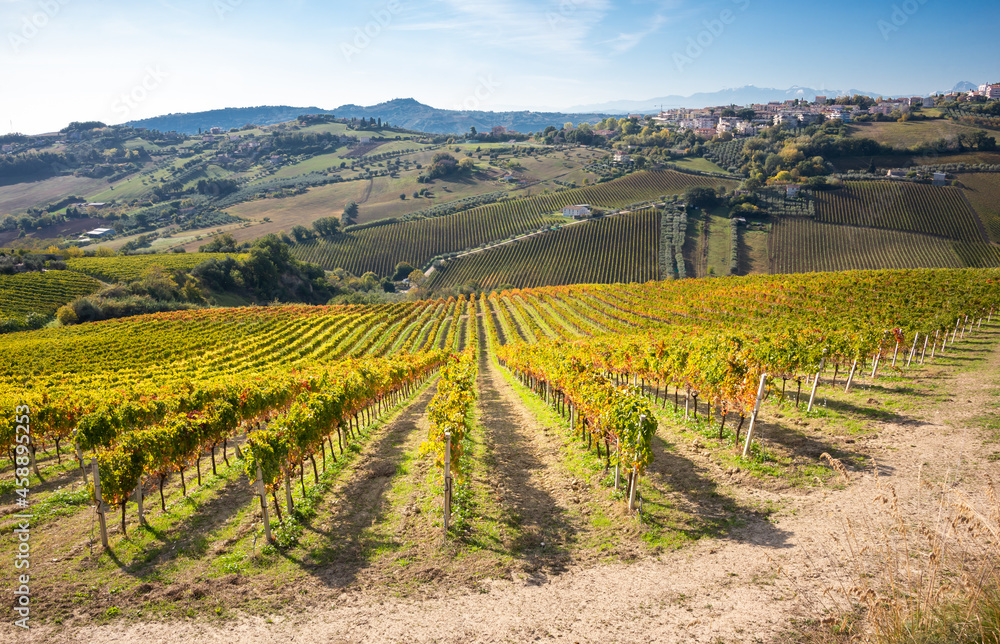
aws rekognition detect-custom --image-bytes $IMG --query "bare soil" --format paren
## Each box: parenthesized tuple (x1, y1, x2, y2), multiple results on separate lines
(5, 326, 1000, 643)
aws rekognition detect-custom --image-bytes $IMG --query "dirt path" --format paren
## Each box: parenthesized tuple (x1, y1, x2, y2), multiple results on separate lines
(475, 320, 593, 576)
(11, 328, 1000, 643)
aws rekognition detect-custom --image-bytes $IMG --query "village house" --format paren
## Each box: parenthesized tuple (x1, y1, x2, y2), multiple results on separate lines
(562, 204, 592, 219)
(980, 83, 1000, 99)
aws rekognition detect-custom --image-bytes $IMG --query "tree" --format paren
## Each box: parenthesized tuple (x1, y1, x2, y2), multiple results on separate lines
(400, 193, 406, 200)
(684, 186, 720, 210)
(312, 216, 339, 237)
(393, 262, 416, 281)
(198, 233, 243, 253)
(290, 225, 312, 242)
(342, 201, 359, 226)
(407, 269, 426, 287)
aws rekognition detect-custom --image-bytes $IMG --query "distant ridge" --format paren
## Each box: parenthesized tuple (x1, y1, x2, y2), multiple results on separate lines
(125, 99, 611, 136)
(124, 105, 337, 135)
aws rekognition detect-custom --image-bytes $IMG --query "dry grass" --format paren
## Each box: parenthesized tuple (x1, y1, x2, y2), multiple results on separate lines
(802, 472, 1000, 643)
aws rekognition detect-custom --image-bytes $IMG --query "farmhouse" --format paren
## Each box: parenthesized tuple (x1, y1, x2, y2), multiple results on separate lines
(886, 169, 908, 179)
(562, 204, 591, 219)
(85, 228, 114, 238)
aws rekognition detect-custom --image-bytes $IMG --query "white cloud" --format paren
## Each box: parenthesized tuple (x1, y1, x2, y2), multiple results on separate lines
(602, 13, 669, 53)
(397, 0, 613, 60)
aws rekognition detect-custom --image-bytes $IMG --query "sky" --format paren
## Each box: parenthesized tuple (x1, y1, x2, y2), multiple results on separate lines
(1, 0, 998, 134)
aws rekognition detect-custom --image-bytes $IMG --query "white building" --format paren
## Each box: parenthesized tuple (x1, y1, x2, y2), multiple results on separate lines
(562, 205, 591, 218)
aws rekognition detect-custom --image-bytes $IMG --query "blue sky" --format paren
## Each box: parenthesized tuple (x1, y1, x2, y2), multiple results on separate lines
(1, 0, 997, 134)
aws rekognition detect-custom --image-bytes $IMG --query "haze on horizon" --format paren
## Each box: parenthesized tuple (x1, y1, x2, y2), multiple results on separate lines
(1, 0, 996, 135)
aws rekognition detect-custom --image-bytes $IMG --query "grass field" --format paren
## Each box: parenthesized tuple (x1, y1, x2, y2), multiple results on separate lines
(957, 173, 1000, 243)
(848, 119, 986, 148)
(0, 174, 116, 214)
(682, 207, 733, 278)
(427, 208, 660, 291)
(670, 157, 730, 174)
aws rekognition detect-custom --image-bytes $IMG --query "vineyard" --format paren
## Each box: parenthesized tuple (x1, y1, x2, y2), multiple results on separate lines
(2, 268, 999, 636)
(0, 271, 100, 319)
(65, 253, 247, 283)
(812, 181, 988, 242)
(958, 172, 1000, 243)
(427, 209, 661, 291)
(768, 218, 965, 273)
(291, 170, 735, 275)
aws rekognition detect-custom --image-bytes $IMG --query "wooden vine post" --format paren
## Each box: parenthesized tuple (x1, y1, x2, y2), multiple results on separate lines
(443, 431, 452, 538)
(906, 333, 918, 368)
(628, 415, 646, 512)
(844, 358, 858, 393)
(741, 374, 769, 459)
(256, 463, 272, 544)
(91, 458, 109, 549)
(806, 357, 825, 413)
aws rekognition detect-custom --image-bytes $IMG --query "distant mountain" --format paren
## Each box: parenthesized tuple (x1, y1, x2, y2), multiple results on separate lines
(125, 99, 610, 136)
(568, 85, 888, 113)
(329, 98, 608, 135)
(951, 81, 978, 93)
(125, 106, 337, 135)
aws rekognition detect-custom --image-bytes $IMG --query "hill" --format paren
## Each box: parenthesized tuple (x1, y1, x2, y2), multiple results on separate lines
(427, 208, 661, 291)
(0, 270, 100, 323)
(288, 170, 731, 276)
(126, 99, 612, 135)
(124, 106, 337, 135)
